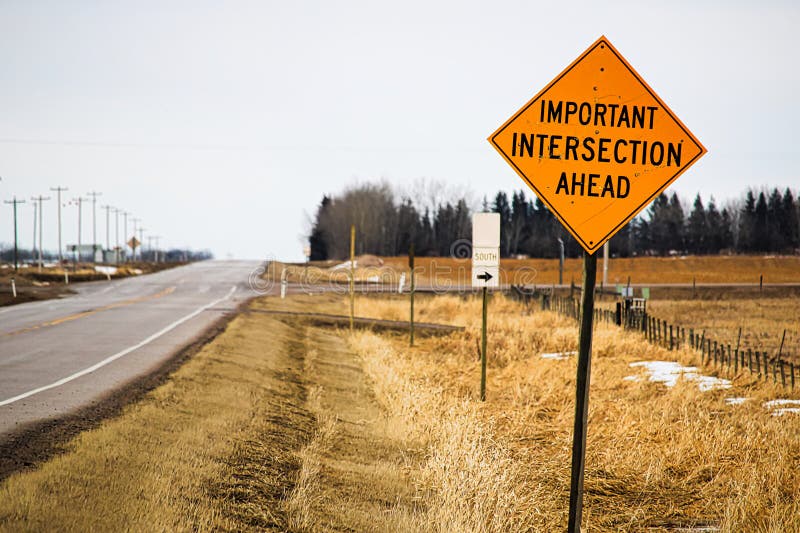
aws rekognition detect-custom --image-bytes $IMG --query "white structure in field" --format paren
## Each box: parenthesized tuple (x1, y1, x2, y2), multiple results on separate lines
(471, 212, 500, 288)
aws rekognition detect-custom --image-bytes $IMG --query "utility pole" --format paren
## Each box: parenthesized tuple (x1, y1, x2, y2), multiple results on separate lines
(31, 195, 50, 271)
(153, 235, 161, 263)
(87, 191, 101, 262)
(147, 235, 154, 262)
(101, 204, 113, 254)
(131, 218, 139, 261)
(4, 197, 25, 272)
(114, 208, 120, 263)
(72, 196, 87, 263)
(122, 211, 129, 262)
(138, 227, 146, 261)
(50, 186, 68, 263)
(32, 201, 37, 262)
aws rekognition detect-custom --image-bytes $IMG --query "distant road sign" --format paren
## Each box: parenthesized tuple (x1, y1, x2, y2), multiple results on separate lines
(489, 36, 706, 254)
(472, 213, 500, 288)
(127, 237, 140, 249)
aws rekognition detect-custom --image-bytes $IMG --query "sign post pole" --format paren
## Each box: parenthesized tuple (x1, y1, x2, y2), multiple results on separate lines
(488, 36, 705, 530)
(568, 251, 598, 533)
(472, 212, 500, 401)
(349, 224, 355, 331)
(409, 243, 415, 347)
(480, 285, 488, 401)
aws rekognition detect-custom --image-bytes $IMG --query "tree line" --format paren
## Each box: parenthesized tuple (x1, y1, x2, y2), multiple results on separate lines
(308, 181, 800, 260)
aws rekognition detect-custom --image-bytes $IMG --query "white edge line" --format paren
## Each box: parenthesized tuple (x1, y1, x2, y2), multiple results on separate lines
(0, 285, 237, 408)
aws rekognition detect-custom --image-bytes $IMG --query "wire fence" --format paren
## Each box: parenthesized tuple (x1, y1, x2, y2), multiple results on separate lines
(511, 286, 797, 390)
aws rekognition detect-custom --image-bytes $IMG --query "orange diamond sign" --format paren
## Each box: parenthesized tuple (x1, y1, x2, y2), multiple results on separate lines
(488, 36, 706, 254)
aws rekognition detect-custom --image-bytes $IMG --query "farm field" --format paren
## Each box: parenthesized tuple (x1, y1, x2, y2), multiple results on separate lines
(644, 298, 800, 365)
(277, 255, 800, 289)
(0, 262, 182, 307)
(4, 288, 797, 531)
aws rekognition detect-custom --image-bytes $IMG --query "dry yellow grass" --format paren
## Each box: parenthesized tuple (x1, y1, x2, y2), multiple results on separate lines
(342, 292, 800, 531)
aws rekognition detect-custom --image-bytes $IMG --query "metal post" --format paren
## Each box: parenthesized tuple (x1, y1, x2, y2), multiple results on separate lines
(568, 251, 598, 533)
(558, 237, 565, 285)
(409, 243, 415, 347)
(350, 224, 355, 331)
(480, 285, 488, 401)
(602, 241, 609, 287)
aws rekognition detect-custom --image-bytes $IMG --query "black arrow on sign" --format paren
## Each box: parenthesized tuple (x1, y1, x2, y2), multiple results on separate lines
(477, 272, 493, 282)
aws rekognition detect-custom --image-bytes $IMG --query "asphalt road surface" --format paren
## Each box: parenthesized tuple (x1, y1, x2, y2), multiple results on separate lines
(0, 260, 264, 438)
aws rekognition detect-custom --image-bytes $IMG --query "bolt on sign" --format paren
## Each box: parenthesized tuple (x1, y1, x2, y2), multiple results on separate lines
(488, 36, 706, 254)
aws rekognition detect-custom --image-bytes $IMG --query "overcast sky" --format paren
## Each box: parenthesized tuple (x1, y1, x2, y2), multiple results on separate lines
(1, 1, 797, 260)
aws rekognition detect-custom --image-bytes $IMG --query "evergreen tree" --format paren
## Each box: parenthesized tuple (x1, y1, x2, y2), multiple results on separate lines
(687, 194, 706, 253)
(309, 196, 331, 260)
(781, 188, 799, 250)
(706, 198, 724, 253)
(753, 191, 769, 252)
(738, 190, 757, 252)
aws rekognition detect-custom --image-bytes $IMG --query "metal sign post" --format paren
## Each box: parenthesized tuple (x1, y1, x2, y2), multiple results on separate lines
(409, 243, 415, 347)
(488, 36, 706, 531)
(472, 213, 500, 401)
(567, 251, 597, 532)
(349, 224, 355, 331)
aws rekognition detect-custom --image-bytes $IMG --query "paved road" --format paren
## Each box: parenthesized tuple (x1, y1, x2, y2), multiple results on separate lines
(0, 260, 264, 437)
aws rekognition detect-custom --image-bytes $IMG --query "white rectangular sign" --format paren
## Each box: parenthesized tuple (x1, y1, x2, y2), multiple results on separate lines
(472, 213, 500, 288)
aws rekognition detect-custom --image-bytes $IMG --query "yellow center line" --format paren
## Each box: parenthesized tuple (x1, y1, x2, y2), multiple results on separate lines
(1, 286, 176, 338)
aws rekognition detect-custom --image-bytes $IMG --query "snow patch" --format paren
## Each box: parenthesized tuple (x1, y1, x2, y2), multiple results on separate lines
(725, 397, 748, 406)
(627, 361, 732, 391)
(772, 408, 800, 417)
(764, 399, 800, 409)
(331, 260, 357, 271)
(94, 266, 118, 275)
(541, 351, 576, 360)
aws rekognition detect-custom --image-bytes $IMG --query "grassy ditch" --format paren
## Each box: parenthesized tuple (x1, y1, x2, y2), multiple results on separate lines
(342, 292, 800, 531)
